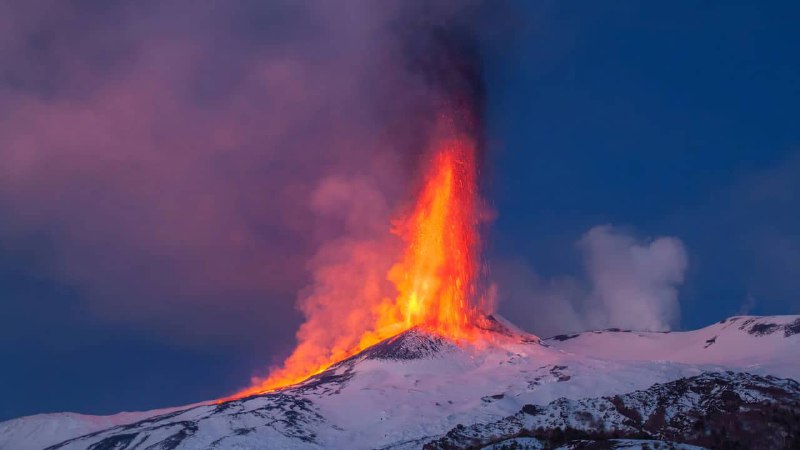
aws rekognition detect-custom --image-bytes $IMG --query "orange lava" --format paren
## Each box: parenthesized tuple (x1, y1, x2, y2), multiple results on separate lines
(386, 135, 481, 340)
(223, 117, 483, 401)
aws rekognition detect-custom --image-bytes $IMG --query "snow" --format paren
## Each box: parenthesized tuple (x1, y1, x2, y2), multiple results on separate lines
(484, 439, 708, 450)
(0, 405, 198, 450)
(566, 440, 707, 450)
(0, 315, 797, 449)
(544, 315, 800, 379)
(484, 437, 545, 449)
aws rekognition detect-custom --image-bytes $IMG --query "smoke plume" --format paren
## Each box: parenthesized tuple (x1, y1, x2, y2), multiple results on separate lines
(0, 0, 487, 362)
(496, 225, 688, 337)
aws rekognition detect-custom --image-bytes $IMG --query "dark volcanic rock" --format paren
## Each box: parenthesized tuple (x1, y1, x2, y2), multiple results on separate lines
(46, 393, 325, 450)
(736, 317, 800, 337)
(550, 334, 580, 342)
(748, 322, 779, 336)
(426, 372, 800, 450)
(785, 318, 800, 337)
(359, 328, 456, 361)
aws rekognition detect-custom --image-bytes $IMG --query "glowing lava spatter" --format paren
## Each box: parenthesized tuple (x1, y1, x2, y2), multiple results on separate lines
(386, 136, 481, 340)
(225, 119, 484, 401)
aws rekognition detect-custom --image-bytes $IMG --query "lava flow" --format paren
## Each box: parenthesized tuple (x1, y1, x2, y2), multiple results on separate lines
(225, 118, 485, 401)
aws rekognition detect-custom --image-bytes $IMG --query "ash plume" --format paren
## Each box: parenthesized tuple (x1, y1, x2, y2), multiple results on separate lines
(0, 0, 492, 374)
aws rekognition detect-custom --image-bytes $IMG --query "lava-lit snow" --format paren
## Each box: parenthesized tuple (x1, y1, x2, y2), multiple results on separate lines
(1, 315, 798, 450)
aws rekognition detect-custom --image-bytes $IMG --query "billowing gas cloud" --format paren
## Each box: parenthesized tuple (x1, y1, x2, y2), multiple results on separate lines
(496, 225, 688, 337)
(0, 0, 487, 356)
(579, 225, 688, 332)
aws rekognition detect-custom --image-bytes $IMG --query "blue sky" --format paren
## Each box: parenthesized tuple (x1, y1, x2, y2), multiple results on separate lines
(486, 1, 799, 331)
(1, 1, 798, 422)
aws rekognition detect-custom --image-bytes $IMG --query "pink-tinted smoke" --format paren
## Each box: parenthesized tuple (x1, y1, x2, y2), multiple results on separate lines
(0, 0, 485, 372)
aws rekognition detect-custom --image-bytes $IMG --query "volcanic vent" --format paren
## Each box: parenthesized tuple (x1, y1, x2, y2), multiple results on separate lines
(342, 315, 537, 364)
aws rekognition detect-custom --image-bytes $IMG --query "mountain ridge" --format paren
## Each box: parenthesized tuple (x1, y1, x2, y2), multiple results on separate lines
(427, 371, 800, 449)
(2, 314, 798, 450)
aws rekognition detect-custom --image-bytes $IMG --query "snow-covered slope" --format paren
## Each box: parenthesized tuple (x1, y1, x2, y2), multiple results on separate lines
(429, 371, 800, 449)
(0, 315, 798, 450)
(0, 406, 197, 450)
(544, 315, 800, 380)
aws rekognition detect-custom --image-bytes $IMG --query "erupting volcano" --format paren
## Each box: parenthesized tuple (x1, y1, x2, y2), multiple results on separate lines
(226, 115, 487, 400)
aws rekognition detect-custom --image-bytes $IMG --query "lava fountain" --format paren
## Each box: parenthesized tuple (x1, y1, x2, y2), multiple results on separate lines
(386, 129, 482, 340)
(226, 115, 485, 400)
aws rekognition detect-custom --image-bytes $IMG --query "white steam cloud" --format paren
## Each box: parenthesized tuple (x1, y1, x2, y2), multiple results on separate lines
(496, 225, 688, 337)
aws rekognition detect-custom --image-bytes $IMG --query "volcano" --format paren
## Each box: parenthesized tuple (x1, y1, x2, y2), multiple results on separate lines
(3, 114, 799, 450)
(2, 314, 799, 450)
